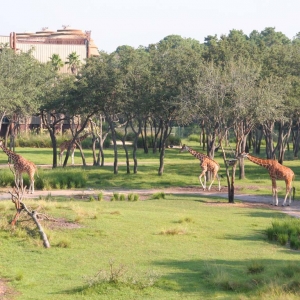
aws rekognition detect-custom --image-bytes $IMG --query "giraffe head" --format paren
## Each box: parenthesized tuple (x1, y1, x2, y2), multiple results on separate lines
(0, 139, 4, 148)
(180, 144, 189, 152)
(237, 152, 249, 159)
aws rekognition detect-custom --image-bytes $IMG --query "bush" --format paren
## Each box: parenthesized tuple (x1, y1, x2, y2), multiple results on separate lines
(188, 134, 200, 143)
(266, 219, 300, 250)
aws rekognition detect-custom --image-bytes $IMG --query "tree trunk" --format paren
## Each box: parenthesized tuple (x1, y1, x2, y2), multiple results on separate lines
(130, 119, 142, 174)
(158, 123, 171, 175)
(49, 130, 58, 168)
(121, 122, 130, 174)
(221, 144, 237, 203)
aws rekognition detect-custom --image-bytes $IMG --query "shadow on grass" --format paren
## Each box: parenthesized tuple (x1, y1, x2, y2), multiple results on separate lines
(151, 258, 300, 297)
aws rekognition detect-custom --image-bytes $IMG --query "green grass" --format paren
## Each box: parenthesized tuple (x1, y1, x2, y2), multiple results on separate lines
(0, 195, 300, 299)
(1, 145, 300, 201)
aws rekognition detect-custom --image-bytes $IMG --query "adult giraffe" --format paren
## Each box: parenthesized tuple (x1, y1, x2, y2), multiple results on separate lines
(180, 144, 221, 191)
(238, 152, 295, 206)
(0, 140, 37, 193)
(58, 132, 90, 165)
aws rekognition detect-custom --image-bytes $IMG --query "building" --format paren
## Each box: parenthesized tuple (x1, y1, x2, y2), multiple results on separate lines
(0, 26, 100, 135)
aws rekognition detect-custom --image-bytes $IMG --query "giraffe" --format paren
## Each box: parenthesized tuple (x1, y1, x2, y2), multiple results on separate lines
(238, 152, 295, 206)
(0, 140, 37, 193)
(180, 144, 221, 191)
(59, 132, 90, 165)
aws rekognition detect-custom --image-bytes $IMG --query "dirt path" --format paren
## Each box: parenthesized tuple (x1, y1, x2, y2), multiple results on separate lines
(1, 186, 300, 218)
(0, 186, 299, 298)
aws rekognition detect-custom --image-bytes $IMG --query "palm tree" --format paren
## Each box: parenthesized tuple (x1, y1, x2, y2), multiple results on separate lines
(49, 54, 64, 72)
(65, 52, 81, 74)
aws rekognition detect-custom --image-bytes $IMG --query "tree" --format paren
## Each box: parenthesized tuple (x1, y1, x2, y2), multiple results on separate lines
(39, 74, 79, 167)
(0, 47, 54, 144)
(49, 54, 64, 72)
(65, 52, 81, 75)
(149, 35, 203, 175)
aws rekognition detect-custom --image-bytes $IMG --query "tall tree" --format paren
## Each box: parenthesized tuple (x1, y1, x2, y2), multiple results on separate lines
(0, 47, 53, 142)
(49, 54, 64, 72)
(149, 35, 203, 175)
(65, 52, 81, 75)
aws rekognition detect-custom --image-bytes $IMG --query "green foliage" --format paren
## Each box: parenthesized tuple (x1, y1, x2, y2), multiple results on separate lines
(266, 218, 300, 249)
(89, 196, 95, 202)
(113, 192, 119, 201)
(151, 192, 165, 199)
(127, 193, 134, 201)
(166, 135, 181, 146)
(97, 192, 103, 201)
(34, 168, 87, 190)
(188, 134, 200, 143)
(1, 196, 300, 299)
(81, 259, 160, 296)
(247, 261, 265, 274)
(56, 239, 71, 248)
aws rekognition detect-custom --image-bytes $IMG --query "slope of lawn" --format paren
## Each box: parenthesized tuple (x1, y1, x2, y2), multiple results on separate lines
(0, 194, 300, 299)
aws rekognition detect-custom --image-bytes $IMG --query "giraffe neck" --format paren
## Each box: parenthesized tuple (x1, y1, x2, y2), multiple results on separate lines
(0, 144, 20, 161)
(78, 133, 89, 142)
(246, 154, 272, 169)
(186, 146, 206, 162)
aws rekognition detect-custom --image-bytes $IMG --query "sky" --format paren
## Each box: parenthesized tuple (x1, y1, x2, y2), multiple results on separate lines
(1, 0, 299, 53)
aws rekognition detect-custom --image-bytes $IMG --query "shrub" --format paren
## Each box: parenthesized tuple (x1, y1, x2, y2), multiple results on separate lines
(290, 235, 300, 250)
(266, 218, 300, 250)
(56, 239, 71, 248)
(166, 135, 181, 147)
(151, 192, 165, 200)
(97, 192, 103, 201)
(188, 134, 200, 143)
(247, 261, 265, 274)
(113, 192, 119, 201)
(127, 193, 134, 201)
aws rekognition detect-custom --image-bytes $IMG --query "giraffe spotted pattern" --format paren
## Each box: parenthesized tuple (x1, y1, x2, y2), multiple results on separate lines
(180, 144, 221, 191)
(238, 152, 295, 206)
(0, 140, 37, 193)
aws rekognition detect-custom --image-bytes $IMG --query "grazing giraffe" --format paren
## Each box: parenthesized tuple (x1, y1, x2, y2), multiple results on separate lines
(0, 140, 37, 193)
(59, 132, 90, 165)
(180, 144, 221, 191)
(238, 152, 295, 206)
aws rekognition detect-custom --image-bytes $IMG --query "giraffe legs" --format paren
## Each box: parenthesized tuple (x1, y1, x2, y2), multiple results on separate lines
(208, 173, 221, 191)
(28, 176, 35, 194)
(199, 170, 221, 192)
(59, 151, 64, 166)
(71, 149, 75, 165)
(282, 182, 292, 207)
(271, 178, 279, 206)
(199, 173, 206, 190)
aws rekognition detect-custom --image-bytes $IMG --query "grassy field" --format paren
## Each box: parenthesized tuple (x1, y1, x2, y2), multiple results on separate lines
(1, 144, 300, 299)
(1, 194, 300, 299)
(0, 143, 300, 199)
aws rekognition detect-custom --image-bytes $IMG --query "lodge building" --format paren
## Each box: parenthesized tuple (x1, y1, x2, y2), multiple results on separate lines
(0, 26, 100, 135)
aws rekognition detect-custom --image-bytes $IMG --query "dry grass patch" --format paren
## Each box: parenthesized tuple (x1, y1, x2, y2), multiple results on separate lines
(159, 227, 188, 235)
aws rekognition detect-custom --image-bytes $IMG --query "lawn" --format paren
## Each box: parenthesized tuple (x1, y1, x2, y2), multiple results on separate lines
(1, 144, 300, 299)
(1, 194, 300, 299)
(1, 144, 300, 200)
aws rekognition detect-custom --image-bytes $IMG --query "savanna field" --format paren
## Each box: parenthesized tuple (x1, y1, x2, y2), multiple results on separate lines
(1, 141, 300, 299)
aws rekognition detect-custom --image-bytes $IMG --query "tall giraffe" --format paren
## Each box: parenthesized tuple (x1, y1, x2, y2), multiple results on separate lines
(0, 140, 37, 193)
(59, 132, 90, 165)
(238, 152, 294, 206)
(180, 144, 221, 191)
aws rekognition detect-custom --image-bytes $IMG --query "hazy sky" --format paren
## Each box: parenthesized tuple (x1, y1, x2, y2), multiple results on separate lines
(1, 0, 299, 53)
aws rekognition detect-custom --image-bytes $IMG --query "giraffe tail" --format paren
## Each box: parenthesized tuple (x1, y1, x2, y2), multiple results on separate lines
(293, 187, 295, 201)
(35, 166, 40, 179)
